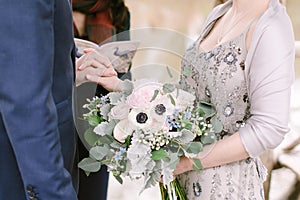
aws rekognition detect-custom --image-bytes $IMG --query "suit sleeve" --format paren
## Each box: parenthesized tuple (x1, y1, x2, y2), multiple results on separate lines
(0, 1, 76, 199)
(239, 16, 295, 158)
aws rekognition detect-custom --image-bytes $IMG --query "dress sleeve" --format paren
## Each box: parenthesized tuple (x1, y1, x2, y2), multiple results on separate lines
(239, 16, 295, 157)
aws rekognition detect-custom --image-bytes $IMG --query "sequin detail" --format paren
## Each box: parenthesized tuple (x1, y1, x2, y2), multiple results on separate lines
(223, 104, 234, 117)
(177, 25, 264, 199)
(193, 182, 202, 197)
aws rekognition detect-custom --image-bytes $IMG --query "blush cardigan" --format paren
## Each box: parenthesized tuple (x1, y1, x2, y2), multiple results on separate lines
(199, 0, 295, 157)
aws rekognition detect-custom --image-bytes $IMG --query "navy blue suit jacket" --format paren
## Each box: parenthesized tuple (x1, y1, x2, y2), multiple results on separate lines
(0, 0, 78, 199)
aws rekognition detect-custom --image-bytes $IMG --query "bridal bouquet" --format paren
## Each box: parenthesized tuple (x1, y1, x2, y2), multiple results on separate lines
(78, 79, 222, 200)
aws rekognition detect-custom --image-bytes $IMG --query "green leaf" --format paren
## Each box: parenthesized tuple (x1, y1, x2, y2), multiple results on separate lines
(192, 158, 203, 172)
(84, 128, 100, 146)
(163, 83, 175, 93)
(151, 149, 168, 160)
(210, 116, 223, 133)
(78, 157, 101, 173)
(183, 65, 192, 77)
(168, 94, 176, 106)
(98, 134, 115, 145)
(175, 129, 195, 143)
(201, 132, 216, 145)
(86, 115, 101, 126)
(183, 142, 203, 154)
(179, 119, 193, 130)
(166, 66, 173, 78)
(113, 174, 123, 184)
(150, 89, 159, 102)
(198, 102, 215, 118)
(89, 145, 109, 160)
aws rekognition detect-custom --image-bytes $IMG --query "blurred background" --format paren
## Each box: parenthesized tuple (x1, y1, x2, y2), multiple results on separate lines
(102, 1, 300, 199)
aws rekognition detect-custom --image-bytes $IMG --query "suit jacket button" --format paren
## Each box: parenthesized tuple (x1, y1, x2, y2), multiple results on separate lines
(26, 185, 34, 192)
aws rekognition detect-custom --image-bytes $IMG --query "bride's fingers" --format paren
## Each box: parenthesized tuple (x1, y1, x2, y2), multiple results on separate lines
(101, 67, 117, 77)
(83, 48, 94, 54)
(78, 58, 111, 71)
(78, 51, 112, 70)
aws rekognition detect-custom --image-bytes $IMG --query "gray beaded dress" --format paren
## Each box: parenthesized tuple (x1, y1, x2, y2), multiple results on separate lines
(177, 22, 266, 200)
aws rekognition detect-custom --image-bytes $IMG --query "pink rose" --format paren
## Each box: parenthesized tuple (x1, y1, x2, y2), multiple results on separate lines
(127, 81, 162, 109)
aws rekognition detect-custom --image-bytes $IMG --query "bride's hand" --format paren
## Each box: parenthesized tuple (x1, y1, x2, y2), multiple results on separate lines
(75, 48, 117, 87)
(86, 69, 123, 92)
(173, 157, 193, 176)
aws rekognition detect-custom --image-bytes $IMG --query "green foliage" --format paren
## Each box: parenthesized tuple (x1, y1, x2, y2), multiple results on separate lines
(167, 94, 176, 106)
(89, 145, 110, 160)
(84, 128, 100, 146)
(78, 158, 101, 174)
(151, 149, 168, 160)
(201, 132, 217, 145)
(166, 66, 173, 78)
(150, 89, 159, 102)
(183, 142, 203, 155)
(192, 158, 203, 172)
(86, 115, 101, 126)
(210, 116, 223, 133)
(176, 129, 195, 143)
(182, 65, 192, 77)
(163, 83, 176, 93)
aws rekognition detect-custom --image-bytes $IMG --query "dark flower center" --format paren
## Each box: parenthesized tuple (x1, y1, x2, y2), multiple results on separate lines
(155, 104, 166, 115)
(136, 112, 148, 124)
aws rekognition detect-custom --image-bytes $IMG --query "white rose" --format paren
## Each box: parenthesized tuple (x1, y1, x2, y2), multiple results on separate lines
(109, 102, 130, 120)
(113, 119, 133, 143)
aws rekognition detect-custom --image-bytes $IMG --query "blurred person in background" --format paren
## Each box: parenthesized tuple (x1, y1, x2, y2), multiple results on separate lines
(72, 0, 131, 199)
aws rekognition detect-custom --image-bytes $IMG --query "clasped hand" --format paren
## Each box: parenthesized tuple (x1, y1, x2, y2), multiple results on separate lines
(75, 48, 122, 92)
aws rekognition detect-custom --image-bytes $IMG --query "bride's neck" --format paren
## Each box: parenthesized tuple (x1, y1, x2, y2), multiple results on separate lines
(231, 0, 270, 14)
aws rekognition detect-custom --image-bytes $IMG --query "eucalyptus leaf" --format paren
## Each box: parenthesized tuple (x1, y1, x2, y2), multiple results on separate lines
(182, 65, 192, 77)
(175, 129, 195, 143)
(89, 145, 109, 160)
(98, 134, 115, 145)
(183, 142, 203, 154)
(197, 102, 215, 118)
(163, 83, 175, 93)
(192, 158, 203, 172)
(210, 116, 223, 133)
(84, 128, 100, 146)
(78, 157, 101, 173)
(201, 132, 216, 145)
